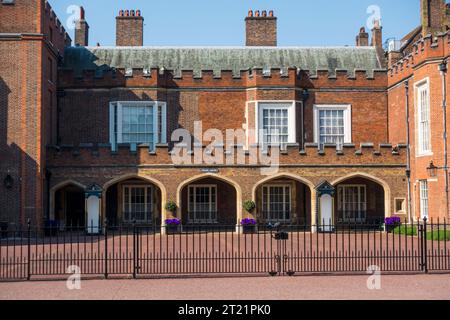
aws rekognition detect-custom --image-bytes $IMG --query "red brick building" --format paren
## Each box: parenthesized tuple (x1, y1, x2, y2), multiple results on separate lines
(388, 0, 450, 224)
(2, 0, 423, 233)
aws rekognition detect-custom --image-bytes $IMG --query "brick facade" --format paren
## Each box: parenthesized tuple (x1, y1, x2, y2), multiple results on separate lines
(2, 1, 428, 231)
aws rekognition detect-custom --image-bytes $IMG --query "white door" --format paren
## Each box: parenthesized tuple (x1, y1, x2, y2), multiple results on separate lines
(86, 195, 100, 234)
(320, 194, 333, 232)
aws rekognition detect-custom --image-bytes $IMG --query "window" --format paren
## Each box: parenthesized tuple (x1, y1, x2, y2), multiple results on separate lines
(122, 185, 153, 223)
(188, 185, 217, 223)
(48, 58, 53, 82)
(337, 185, 367, 223)
(1, 0, 15, 4)
(109, 101, 167, 150)
(257, 102, 296, 149)
(314, 105, 351, 150)
(419, 180, 429, 219)
(395, 198, 406, 214)
(49, 27, 53, 44)
(262, 185, 291, 222)
(416, 80, 431, 155)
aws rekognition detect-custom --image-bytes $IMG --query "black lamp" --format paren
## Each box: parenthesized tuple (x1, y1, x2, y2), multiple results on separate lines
(302, 89, 310, 102)
(3, 174, 13, 189)
(427, 161, 438, 178)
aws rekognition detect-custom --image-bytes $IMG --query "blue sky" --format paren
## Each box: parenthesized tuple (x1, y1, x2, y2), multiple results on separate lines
(50, 0, 420, 47)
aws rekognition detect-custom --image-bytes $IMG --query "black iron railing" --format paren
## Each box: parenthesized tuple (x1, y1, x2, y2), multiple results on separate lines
(0, 218, 449, 280)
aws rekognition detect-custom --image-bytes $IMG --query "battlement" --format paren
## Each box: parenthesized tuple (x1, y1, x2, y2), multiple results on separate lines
(58, 66, 387, 89)
(44, 0, 72, 47)
(388, 31, 450, 84)
(46, 142, 406, 167)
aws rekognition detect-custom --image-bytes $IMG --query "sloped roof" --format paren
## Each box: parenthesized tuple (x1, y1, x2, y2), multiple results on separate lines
(62, 46, 383, 77)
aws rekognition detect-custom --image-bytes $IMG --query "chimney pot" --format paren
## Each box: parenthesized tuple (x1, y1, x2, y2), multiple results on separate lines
(80, 6, 85, 20)
(125, 10, 129, 17)
(130, 10, 135, 16)
(136, 10, 141, 17)
(255, 10, 260, 17)
(248, 10, 253, 17)
(262, 10, 267, 17)
(269, 10, 274, 17)
(119, 10, 124, 17)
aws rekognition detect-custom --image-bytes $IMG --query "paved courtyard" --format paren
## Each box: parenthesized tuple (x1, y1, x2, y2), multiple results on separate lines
(0, 274, 450, 300)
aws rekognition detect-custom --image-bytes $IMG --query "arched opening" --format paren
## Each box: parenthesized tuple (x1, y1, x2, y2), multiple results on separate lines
(253, 174, 314, 225)
(104, 176, 163, 226)
(179, 175, 239, 226)
(333, 176, 386, 226)
(54, 183, 85, 227)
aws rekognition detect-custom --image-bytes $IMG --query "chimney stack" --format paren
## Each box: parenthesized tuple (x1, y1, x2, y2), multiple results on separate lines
(356, 27, 369, 46)
(371, 20, 383, 49)
(116, 9, 144, 46)
(74, 6, 89, 46)
(245, 9, 277, 46)
(421, 0, 447, 36)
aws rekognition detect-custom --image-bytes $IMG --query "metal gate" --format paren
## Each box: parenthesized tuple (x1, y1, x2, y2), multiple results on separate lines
(1, 219, 449, 280)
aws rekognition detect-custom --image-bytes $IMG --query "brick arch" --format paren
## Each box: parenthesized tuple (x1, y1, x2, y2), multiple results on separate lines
(331, 172, 391, 219)
(102, 173, 167, 227)
(252, 172, 317, 225)
(49, 180, 86, 220)
(176, 173, 243, 225)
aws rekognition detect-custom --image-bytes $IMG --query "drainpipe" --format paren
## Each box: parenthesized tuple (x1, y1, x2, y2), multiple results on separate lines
(301, 89, 310, 150)
(439, 61, 449, 219)
(405, 80, 412, 224)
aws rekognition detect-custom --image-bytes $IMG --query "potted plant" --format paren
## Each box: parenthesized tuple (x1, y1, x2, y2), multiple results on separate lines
(241, 218, 257, 234)
(165, 218, 181, 234)
(384, 217, 401, 233)
(243, 200, 256, 213)
(165, 201, 178, 214)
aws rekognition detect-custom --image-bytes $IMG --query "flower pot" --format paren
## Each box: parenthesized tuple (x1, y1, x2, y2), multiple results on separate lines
(166, 224, 181, 234)
(385, 224, 399, 233)
(242, 225, 256, 234)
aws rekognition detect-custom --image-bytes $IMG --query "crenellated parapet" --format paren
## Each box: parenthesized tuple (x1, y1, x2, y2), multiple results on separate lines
(58, 66, 388, 89)
(388, 31, 450, 85)
(44, 0, 72, 48)
(46, 143, 406, 167)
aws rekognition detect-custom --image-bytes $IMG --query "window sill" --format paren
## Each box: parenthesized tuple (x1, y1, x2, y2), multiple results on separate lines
(415, 152, 433, 158)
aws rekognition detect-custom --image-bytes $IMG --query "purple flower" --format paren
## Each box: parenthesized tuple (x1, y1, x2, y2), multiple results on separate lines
(241, 218, 257, 226)
(165, 218, 181, 226)
(385, 217, 401, 226)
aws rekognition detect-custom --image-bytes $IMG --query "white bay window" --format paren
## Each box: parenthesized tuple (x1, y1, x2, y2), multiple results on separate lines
(109, 101, 167, 150)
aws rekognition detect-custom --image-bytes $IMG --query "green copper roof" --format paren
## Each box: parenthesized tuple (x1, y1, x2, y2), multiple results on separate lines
(62, 46, 383, 78)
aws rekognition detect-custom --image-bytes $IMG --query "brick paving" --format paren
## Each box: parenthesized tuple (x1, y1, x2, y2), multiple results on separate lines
(1, 274, 450, 300)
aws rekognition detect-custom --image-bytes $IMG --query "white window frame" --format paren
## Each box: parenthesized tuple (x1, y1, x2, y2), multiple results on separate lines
(122, 185, 153, 223)
(415, 78, 432, 156)
(254, 101, 297, 146)
(419, 180, 429, 219)
(109, 101, 167, 150)
(262, 184, 292, 222)
(187, 184, 218, 224)
(337, 184, 367, 223)
(313, 104, 352, 149)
